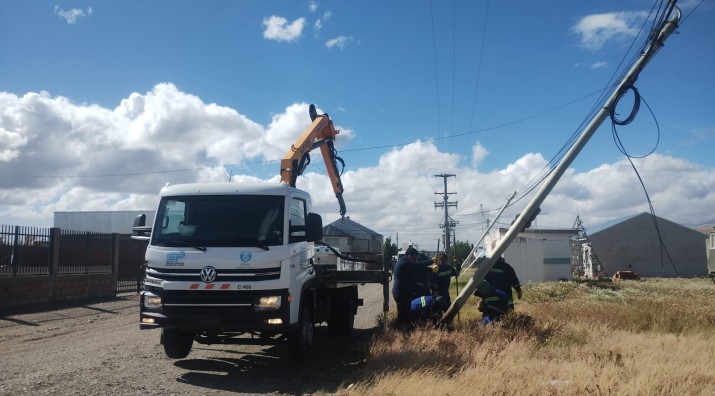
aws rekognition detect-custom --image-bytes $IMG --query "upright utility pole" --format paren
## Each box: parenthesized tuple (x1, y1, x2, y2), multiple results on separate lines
(434, 174, 458, 252)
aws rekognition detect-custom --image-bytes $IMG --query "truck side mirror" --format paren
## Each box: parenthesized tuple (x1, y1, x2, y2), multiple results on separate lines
(133, 214, 146, 228)
(132, 213, 152, 240)
(305, 213, 323, 242)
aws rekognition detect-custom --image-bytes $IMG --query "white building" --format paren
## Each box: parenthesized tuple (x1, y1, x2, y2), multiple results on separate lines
(485, 228, 579, 283)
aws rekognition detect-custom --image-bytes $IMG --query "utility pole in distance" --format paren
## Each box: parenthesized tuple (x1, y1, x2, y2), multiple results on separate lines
(434, 174, 458, 252)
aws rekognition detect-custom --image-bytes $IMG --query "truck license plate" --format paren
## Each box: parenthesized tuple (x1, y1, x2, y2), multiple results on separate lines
(236, 283, 253, 290)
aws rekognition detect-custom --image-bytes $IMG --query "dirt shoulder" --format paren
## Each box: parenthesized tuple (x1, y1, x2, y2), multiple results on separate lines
(0, 284, 388, 395)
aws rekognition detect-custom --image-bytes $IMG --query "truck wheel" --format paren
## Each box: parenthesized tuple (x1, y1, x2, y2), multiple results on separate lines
(288, 304, 313, 361)
(328, 293, 355, 336)
(162, 328, 193, 359)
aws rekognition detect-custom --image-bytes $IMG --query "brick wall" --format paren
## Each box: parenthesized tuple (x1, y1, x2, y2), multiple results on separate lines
(0, 274, 116, 309)
(0, 229, 120, 312)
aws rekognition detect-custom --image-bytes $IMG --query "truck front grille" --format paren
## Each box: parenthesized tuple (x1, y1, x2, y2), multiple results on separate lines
(147, 266, 281, 282)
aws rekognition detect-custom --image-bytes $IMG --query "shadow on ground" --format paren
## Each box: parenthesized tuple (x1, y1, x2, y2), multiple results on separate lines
(173, 327, 377, 395)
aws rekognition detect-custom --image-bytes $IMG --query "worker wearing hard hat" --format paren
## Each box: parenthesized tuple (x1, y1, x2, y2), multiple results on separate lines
(432, 252, 458, 311)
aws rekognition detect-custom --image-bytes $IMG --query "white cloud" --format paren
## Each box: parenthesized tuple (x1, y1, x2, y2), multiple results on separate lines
(572, 11, 648, 50)
(308, 1, 319, 13)
(471, 142, 489, 168)
(0, 86, 712, 252)
(262, 15, 306, 42)
(325, 35, 353, 50)
(54, 6, 93, 24)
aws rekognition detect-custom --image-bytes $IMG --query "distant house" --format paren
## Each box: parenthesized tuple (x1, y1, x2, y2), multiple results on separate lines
(579, 212, 707, 278)
(322, 217, 383, 268)
(54, 211, 156, 234)
(485, 228, 579, 283)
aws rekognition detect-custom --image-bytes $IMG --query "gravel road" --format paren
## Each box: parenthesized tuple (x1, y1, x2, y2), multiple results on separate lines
(0, 283, 390, 395)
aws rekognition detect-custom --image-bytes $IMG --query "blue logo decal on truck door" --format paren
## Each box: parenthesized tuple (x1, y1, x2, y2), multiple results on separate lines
(166, 251, 186, 266)
(240, 251, 252, 263)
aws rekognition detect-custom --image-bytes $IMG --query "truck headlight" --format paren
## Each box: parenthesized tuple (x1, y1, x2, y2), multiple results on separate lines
(143, 292, 162, 309)
(255, 295, 281, 311)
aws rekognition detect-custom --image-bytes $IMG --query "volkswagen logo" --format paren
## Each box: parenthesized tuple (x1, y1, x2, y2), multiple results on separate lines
(200, 266, 217, 283)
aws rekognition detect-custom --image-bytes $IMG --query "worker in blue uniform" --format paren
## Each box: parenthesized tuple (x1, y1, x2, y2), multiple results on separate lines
(391, 247, 420, 326)
(410, 295, 448, 324)
(432, 252, 458, 311)
(484, 257, 522, 309)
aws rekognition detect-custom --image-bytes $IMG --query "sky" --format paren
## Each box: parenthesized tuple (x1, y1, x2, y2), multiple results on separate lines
(1, 0, 714, 251)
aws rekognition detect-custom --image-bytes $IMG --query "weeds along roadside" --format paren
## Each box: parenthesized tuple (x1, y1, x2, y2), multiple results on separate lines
(336, 278, 715, 396)
(522, 277, 715, 334)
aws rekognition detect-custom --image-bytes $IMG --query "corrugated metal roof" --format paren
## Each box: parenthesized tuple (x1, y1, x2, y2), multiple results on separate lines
(587, 212, 644, 235)
(323, 217, 381, 238)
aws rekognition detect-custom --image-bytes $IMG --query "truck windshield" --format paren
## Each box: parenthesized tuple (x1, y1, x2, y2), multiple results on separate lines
(152, 195, 285, 247)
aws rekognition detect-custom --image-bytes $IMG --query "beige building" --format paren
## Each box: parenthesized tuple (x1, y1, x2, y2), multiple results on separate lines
(485, 228, 580, 283)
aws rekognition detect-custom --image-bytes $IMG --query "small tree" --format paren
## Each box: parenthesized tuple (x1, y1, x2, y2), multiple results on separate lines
(382, 236, 398, 270)
(448, 240, 472, 269)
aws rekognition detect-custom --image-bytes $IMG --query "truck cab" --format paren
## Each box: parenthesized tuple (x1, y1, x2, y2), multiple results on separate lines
(138, 181, 334, 360)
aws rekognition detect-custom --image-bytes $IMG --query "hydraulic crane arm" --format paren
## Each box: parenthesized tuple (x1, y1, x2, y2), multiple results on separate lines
(280, 104, 347, 216)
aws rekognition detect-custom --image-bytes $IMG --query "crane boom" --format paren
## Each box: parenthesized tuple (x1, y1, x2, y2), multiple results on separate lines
(280, 104, 347, 216)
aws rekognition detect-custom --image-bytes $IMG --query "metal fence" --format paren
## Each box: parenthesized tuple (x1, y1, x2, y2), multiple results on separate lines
(0, 225, 147, 293)
(117, 235, 147, 293)
(58, 230, 114, 274)
(0, 225, 52, 276)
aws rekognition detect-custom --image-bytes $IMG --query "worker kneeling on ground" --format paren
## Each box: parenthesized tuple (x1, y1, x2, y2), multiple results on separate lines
(473, 280, 512, 324)
(410, 295, 449, 324)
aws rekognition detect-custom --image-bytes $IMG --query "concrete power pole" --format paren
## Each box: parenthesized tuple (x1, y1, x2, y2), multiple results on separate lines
(434, 174, 458, 252)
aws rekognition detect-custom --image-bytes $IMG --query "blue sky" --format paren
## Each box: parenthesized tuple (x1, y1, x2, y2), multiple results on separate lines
(1, 1, 713, 250)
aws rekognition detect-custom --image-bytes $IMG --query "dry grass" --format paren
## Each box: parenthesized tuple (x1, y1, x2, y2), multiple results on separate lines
(332, 278, 715, 395)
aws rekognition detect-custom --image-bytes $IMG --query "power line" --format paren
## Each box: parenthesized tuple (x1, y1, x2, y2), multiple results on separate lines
(428, 0, 442, 138)
(15, 87, 604, 179)
(468, 0, 490, 131)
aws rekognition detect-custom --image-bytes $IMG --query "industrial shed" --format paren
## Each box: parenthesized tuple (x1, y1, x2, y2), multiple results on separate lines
(580, 212, 707, 278)
(54, 211, 156, 234)
(486, 228, 579, 283)
(322, 217, 383, 267)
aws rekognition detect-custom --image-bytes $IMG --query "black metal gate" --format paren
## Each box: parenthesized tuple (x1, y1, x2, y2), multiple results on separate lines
(117, 236, 147, 293)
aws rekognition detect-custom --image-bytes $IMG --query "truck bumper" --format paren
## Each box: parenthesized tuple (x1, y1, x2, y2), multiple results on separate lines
(139, 289, 294, 333)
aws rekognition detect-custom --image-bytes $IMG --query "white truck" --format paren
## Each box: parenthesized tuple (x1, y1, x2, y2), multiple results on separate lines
(133, 105, 388, 360)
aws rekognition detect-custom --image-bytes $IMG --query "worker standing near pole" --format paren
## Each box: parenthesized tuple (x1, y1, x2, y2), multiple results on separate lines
(432, 252, 458, 312)
(485, 256, 522, 310)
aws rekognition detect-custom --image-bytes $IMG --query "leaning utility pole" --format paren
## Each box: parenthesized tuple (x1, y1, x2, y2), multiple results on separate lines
(439, 5, 681, 325)
(434, 174, 458, 252)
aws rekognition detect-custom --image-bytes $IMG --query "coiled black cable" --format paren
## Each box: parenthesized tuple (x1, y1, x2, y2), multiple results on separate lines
(610, 85, 641, 126)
